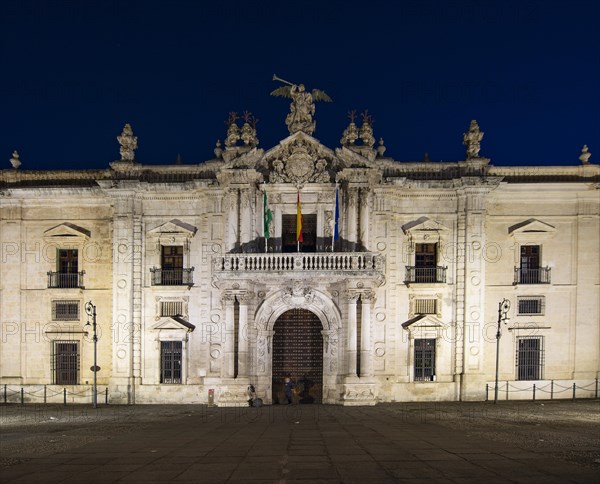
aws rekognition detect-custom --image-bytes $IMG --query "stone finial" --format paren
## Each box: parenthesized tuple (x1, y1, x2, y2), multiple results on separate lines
(224, 112, 240, 148)
(579, 145, 591, 164)
(340, 110, 359, 146)
(117, 123, 138, 161)
(214, 140, 223, 159)
(463, 119, 484, 159)
(9, 150, 21, 169)
(359, 110, 375, 148)
(376, 138, 386, 158)
(240, 111, 259, 147)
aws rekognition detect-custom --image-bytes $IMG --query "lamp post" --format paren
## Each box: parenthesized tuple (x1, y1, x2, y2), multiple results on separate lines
(85, 301, 98, 409)
(494, 299, 511, 404)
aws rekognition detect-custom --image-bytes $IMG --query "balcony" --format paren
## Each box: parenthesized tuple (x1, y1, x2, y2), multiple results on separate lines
(150, 268, 194, 286)
(215, 252, 383, 276)
(47, 271, 85, 289)
(405, 266, 447, 284)
(514, 267, 551, 285)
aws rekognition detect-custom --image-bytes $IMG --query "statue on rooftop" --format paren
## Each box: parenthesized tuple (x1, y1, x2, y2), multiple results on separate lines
(117, 123, 138, 162)
(463, 120, 484, 159)
(271, 74, 332, 136)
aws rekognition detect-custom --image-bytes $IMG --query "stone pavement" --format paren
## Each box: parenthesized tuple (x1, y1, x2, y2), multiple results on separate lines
(1, 404, 598, 483)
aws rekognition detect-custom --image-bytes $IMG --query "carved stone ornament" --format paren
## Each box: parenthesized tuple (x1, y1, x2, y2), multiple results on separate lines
(282, 281, 314, 306)
(579, 144, 591, 164)
(269, 139, 331, 184)
(117, 123, 138, 162)
(463, 120, 484, 159)
(9, 150, 21, 169)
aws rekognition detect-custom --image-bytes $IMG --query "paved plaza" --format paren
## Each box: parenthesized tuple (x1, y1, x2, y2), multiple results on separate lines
(1, 401, 599, 483)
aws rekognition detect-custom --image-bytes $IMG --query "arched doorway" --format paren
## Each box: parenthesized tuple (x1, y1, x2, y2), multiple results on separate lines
(272, 308, 323, 404)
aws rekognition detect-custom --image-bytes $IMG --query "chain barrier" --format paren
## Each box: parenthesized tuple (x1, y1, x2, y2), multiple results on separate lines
(1, 384, 110, 405)
(486, 379, 599, 401)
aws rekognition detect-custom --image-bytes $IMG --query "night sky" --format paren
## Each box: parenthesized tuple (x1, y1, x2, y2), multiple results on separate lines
(1, 0, 598, 170)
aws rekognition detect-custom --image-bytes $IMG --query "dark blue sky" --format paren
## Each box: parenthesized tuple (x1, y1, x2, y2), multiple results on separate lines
(1, 0, 598, 170)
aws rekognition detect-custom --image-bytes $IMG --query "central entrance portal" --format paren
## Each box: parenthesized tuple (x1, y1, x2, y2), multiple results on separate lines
(272, 308, 323, 404)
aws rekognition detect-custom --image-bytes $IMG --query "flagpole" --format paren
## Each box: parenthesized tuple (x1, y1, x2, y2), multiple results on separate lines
(331, 184, 336, 252)
(263, 185, 267, 254)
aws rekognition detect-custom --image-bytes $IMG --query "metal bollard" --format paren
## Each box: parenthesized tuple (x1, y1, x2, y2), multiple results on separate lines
(485, 384, 489, 401)
(21, 387, 24, 405)
(3, 384, 6, 404)
(105, 388, 109, 405)
(572, 383, 576, 400)
(44, 385, 47, 404)
(63, 388, 67, 406)
(208, 388, 215, 407)
(550, 380, 554, 400)
(533, 384, 536, 401)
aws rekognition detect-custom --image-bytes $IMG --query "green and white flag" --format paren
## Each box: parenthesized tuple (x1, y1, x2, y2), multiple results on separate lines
(263, 191, 273, 245)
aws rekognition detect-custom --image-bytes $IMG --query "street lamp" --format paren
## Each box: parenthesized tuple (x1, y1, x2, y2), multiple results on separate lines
(85, 301, 98, 409)
(494, 299, 511, 404)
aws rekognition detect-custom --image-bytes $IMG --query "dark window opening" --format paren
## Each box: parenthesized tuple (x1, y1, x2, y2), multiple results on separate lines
(160, 341, 182, 384)
(52, 341, 79, 385)
(414, 338, 436, 381)
(517, 337, 544, 380)
(282, 214, 317, 253)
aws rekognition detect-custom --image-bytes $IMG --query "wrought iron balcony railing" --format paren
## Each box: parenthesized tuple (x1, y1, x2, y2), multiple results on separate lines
(150, 268, 194, 286)
(215, 252, 383, 273)
(514, 267, 551, 285)
(405, 266, 447, 284)
(47, 271, 85, 289)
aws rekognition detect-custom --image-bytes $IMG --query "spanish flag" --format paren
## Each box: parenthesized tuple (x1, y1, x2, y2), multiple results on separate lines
(296, 191, 303, 242)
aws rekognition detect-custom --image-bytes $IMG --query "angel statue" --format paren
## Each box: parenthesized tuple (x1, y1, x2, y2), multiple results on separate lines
(271, 75, 332, 136)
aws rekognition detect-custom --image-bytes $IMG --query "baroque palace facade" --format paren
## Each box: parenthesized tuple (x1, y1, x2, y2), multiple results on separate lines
(1, 87, 599, 405)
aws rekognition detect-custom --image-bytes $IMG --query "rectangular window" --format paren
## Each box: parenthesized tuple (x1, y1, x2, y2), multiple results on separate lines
(519, 245, 540, 283)
(415, 243, 437, 267)
(160, 300, 184, 317)
(161, 246, 184, 285)
(160, 341, 182, 384)
(517, 296, 545, 315)
(414, 298, 437, 315)
(282, 213, 317, 253)
(414, 338, 436, 381)
(52, 341, 79, 385)
(52, 300, 80, 321)
(516, 337, 544, 380)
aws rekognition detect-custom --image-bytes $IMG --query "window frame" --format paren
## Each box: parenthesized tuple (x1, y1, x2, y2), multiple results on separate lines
(414, 338, 436, 382)
(516, 336, 544, 381)
(51, 340, 80, 385)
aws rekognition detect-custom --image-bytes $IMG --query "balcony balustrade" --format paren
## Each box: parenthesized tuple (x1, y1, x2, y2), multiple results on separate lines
(215, 252, 383, 274)
(150, 268, 194, 286)
(405, 266, 447, 284)
(47, 271, 85, 289)
(514, 267, 551, 285)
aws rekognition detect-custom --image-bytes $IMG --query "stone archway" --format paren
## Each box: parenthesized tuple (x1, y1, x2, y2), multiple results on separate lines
(272, 308, 323, 404)
(254, 282, 342, 404)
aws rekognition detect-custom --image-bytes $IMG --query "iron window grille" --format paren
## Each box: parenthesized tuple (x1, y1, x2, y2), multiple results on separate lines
(52, 300, 80, 321)
(516, 336, 544, 381)
(414, 298, 437, 314)
(414, 338, 436, 381)
(160, 301, 184, 317)
(51, 341, 80, 385)
(517, 296, 545, 315)
(160, 341, 182, 384)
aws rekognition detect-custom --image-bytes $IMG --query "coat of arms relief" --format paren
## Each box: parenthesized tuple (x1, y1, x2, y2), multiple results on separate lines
(268, 139, 333, 184)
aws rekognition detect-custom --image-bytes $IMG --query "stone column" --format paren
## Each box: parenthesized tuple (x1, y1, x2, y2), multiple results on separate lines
(222, 294, 236, 378)
(346, 293, 359, 376)
(359, 188, 370, 251)
(347, 188, 358, 251)
(240, 189, 253, 251)
(226, 189, 239, 252)
(237, 293, 250, 377)
(359, 292, 374, 377)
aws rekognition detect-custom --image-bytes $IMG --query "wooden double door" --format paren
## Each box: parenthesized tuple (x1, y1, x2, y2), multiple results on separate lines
(272, 309, 323, 404)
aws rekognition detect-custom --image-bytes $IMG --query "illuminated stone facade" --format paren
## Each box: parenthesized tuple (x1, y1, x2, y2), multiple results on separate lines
(1, 113, 598, 405)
